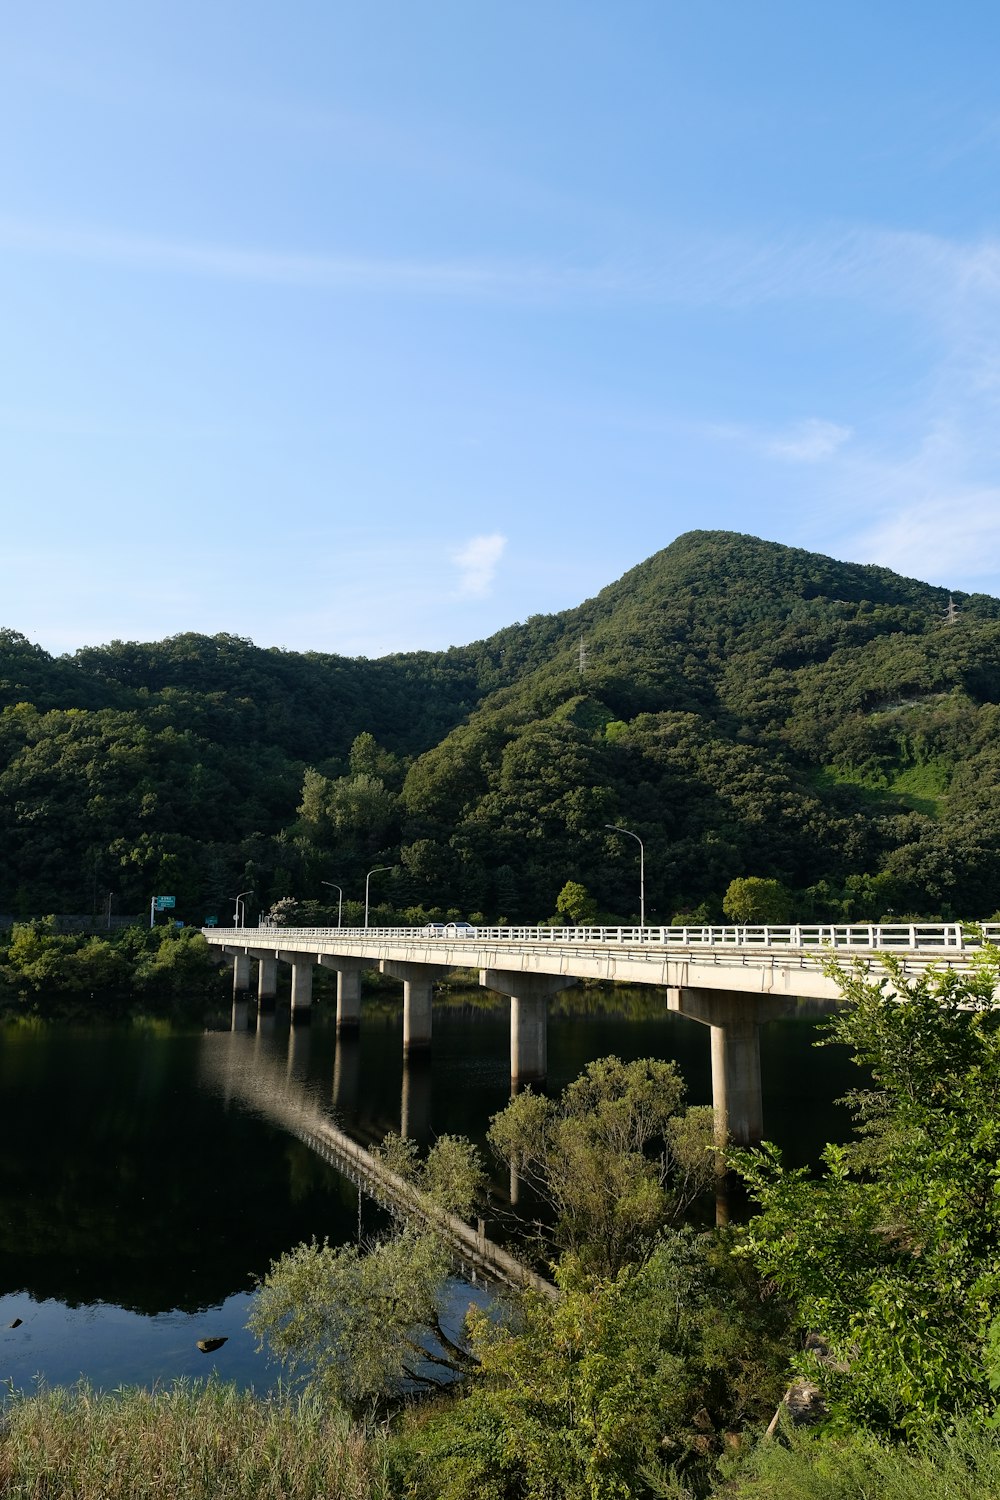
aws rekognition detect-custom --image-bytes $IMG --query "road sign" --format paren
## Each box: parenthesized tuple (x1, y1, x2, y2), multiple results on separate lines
(204, 916, 218, 927)
(153, 895, 176, 910)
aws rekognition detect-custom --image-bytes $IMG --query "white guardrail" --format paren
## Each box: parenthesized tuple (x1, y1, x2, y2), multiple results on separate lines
(213, 922, 1000, 951)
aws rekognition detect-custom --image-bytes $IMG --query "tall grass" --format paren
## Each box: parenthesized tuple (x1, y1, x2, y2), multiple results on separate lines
(0, 1380, 392, 1500)
(724, 1422, 1000, 1500)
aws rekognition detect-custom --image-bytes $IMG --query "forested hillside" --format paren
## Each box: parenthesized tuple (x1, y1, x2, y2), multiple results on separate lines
(3, 530, 999, 925)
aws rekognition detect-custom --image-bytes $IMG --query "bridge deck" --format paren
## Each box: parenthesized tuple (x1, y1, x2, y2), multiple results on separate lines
(205, 922, 1000, 1002)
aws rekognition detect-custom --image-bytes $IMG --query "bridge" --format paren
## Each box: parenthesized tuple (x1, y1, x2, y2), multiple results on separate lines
(203, 921, 1000, 1149)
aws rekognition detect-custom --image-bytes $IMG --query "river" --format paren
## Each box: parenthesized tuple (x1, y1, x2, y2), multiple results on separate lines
(0, 987, 857, 1394)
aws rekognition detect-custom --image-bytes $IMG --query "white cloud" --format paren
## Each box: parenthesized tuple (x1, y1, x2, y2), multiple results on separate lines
(451, 533, 507, 597)
(767, 418, 853, 463)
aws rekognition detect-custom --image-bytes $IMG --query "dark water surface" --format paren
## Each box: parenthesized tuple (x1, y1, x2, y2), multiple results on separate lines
(0, 989, 857, 1394)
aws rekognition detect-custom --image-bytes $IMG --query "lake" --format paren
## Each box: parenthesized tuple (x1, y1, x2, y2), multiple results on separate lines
(0, 987, 857, 1394)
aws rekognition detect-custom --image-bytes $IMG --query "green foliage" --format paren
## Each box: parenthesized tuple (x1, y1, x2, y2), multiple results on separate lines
(734, 944, 1000, 1435)
(405, 1233, 790, 1500)
(488, 1056, 715, 1276)
(0, 920, 224, 1006)
(375, 1132, 488, 1221)
(3, 533, 1000, 921)
(722, 877, 793, 925)
(248, 1228, 476, 1409)
(555, 879, 599, 924)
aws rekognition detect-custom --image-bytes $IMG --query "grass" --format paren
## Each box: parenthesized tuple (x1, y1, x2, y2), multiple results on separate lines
(813, 760, 948, 819)
(721, 1421, 1000, 1500)
(0, 1380, 393, 1500)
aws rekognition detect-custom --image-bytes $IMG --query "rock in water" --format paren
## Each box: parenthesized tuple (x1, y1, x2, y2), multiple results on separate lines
(196, 1336, 228, 1353)
(8, 1317, 22, 1328)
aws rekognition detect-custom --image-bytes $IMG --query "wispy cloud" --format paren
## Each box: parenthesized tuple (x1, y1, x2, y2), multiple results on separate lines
(766, 418, 853, 463)
(847, 486, 1000, 584)
(451, 533, 507, 597)
(3, 213, 1000, 311)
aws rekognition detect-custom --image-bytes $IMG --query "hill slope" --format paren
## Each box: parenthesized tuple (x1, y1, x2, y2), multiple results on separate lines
(2, 531, 999, 923)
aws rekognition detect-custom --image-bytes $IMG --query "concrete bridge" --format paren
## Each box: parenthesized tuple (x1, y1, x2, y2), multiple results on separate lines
(203, 921, 1000, 1149)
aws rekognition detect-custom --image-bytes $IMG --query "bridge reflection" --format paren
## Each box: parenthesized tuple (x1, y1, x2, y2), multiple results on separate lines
(199, 1022, 551, 1297)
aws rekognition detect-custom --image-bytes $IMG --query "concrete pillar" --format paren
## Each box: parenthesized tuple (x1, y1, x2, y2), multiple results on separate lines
(230, 997, 249, 1032)
(257, 955, 278, 1003)
(318, 957, 366, 1032)
(243, 948, 278, 1011)
(278, 951, 313, 1022)
(380, 961, 451, 1055)
(479, 969, 576, 1085)
(231, 951, 251, 995)
(666, 988, 794, 1149)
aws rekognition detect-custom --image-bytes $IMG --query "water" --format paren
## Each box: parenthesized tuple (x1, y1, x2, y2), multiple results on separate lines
(0, 990, 858, 1394)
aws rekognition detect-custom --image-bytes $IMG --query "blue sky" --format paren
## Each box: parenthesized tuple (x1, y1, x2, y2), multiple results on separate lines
(4, 1, 1000, 657)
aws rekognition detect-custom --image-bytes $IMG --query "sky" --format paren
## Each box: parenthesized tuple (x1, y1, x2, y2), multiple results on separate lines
(4, 1, 1000, 658)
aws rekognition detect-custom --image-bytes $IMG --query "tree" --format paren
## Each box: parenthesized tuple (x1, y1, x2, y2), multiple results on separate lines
(376, 1131, 488, 1222)
(406, 1234, 790, 1500)
(248, 1133, 488, 1409)
(722, 876, 792, 925)
(554, 879, 599, 925)
(488, 1056, 715, 1278)
(735, 942, 1000, 1435)
(247, 1228, 477, 1409)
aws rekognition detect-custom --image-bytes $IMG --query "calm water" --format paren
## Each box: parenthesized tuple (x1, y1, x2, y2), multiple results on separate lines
(0, 989, 858, 1394)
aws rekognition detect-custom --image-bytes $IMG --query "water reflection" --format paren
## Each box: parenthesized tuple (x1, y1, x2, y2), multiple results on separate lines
(332, 1035, 360, 1117)
(0, 989, 860, 1393)
(401, 1058, 432, 1142)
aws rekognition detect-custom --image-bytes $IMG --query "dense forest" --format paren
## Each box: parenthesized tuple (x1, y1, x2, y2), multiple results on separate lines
(3, 529, 1000, 926)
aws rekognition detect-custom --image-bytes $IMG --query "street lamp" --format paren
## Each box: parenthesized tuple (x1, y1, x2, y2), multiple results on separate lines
(232, 889, 252, 928)
(605, 824, 645, 926)
(321, 881, 344, 928)
(364, 866, 393, 929)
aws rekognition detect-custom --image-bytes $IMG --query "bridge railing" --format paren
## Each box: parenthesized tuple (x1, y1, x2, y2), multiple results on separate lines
(215, 921, 1000, 951)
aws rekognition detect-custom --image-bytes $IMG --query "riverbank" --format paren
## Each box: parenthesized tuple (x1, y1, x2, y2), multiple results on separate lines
(7, 1380, 1000, 1500)
(0, 919, 228, 1015)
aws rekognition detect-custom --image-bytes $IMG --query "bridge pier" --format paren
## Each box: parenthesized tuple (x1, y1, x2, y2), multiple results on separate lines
(381, 962, 451, 1054)
(257, 955, 278, 1004)
(226, 949, 252, 995)
(318, 957, 367, 1032)
(480, 969, 576, 1085)
(242, 949, 278, 1010)
(667, 988, 795, 1149)
(278, 951, 314, 1022)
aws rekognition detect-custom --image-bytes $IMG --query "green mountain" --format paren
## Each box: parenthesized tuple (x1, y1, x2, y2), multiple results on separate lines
(3, 530, 999, 923)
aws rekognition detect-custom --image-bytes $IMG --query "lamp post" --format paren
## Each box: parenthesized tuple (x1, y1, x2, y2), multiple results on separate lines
(232, 889, 252, 928)
(321, 881, 344, 928)
(364, 866, 393, 929)
(605, 824, 645, 926)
